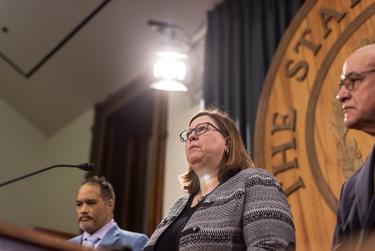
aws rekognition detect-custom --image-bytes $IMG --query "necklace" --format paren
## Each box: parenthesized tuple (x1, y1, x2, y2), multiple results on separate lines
(195, 180, 220, 204)
(197, 194, 206, 203)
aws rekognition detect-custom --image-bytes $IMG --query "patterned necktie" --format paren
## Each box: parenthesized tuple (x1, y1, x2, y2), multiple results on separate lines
(83, 235, 100, 248)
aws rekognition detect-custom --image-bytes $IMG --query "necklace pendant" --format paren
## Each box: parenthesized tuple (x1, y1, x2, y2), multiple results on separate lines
(197, 195, 205, 203)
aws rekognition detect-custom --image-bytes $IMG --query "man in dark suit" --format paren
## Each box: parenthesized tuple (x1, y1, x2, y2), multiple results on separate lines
(69, 176, 148, 251)
(333, 44, 375, 250)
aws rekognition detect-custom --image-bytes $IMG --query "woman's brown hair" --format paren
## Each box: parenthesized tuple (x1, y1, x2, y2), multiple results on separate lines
(178, 108, 255, 194)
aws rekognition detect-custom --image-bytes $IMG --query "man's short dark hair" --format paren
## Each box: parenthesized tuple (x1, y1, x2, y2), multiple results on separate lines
(82, 176, 115, 202)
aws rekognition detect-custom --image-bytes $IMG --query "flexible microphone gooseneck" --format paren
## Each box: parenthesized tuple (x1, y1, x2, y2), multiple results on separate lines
(0, 163, 94, 188)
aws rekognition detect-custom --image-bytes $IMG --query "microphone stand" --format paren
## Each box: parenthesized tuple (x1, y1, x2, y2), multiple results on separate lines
(0, 164, 89, 188)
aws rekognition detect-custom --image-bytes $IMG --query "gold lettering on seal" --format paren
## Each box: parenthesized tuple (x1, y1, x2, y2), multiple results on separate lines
(270, 108, 304, 197)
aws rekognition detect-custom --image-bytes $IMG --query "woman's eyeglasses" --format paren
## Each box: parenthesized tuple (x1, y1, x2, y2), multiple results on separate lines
(179, 122, 223, 142)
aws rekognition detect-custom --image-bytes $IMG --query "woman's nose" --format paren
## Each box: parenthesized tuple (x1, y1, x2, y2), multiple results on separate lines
(187, 131, 198, 142)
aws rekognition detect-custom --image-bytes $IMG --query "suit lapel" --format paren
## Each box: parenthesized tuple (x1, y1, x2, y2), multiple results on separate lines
(362, 145, 375, 229)
(70, 234, 84, 244)
(98, 224, 121, 248)
(355, 145, 375, 226)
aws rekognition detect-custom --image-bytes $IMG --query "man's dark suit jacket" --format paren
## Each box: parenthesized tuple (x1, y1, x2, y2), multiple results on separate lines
(333, 145, 375, 250)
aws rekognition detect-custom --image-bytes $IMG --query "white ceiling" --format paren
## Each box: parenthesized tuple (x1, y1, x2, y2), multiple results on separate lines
(0, 0, 219, 135)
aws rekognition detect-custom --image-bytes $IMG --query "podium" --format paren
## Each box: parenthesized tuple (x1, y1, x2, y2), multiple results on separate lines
(0, 222, 92, 251)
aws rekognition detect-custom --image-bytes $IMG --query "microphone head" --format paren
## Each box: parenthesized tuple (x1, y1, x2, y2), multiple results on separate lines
(77, 163, 94, 171)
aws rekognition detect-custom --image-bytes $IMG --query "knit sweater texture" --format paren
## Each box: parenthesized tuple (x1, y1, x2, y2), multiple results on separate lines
(144, 168, 295, 251)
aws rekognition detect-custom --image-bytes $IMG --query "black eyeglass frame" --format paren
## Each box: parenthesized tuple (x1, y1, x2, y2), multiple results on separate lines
(338, 68, 375, 91)
(179, 122, 223, 142)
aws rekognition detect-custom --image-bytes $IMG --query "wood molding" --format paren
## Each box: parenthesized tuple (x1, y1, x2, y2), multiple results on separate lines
(0, 222, 89, 251)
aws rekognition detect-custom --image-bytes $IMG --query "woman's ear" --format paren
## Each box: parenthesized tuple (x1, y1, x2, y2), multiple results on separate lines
(225, 137, 230, 151)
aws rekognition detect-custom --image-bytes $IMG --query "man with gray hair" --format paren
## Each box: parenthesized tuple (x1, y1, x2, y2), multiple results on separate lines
(333, 44, 375, 250)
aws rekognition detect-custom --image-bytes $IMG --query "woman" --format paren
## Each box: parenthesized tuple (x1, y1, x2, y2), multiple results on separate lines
(144, 108, 295, 250)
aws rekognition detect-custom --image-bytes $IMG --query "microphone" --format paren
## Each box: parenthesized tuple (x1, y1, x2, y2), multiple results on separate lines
(0, 163, 94, 188)
(77, 163, 94, 171)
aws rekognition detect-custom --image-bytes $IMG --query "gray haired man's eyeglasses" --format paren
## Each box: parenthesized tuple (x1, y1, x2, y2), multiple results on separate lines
(179, 122, 223, 142)
(338, 68, 375, 91)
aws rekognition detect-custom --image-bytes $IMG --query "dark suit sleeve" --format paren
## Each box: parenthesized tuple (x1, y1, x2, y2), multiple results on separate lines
(333, 184, 346, 250)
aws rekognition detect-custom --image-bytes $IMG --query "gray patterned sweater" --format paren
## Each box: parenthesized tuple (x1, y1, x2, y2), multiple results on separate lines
(144, 168, 295, 251)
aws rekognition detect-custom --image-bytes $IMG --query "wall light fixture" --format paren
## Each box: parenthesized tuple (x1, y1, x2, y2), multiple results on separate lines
(148, 20, 191, 92)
